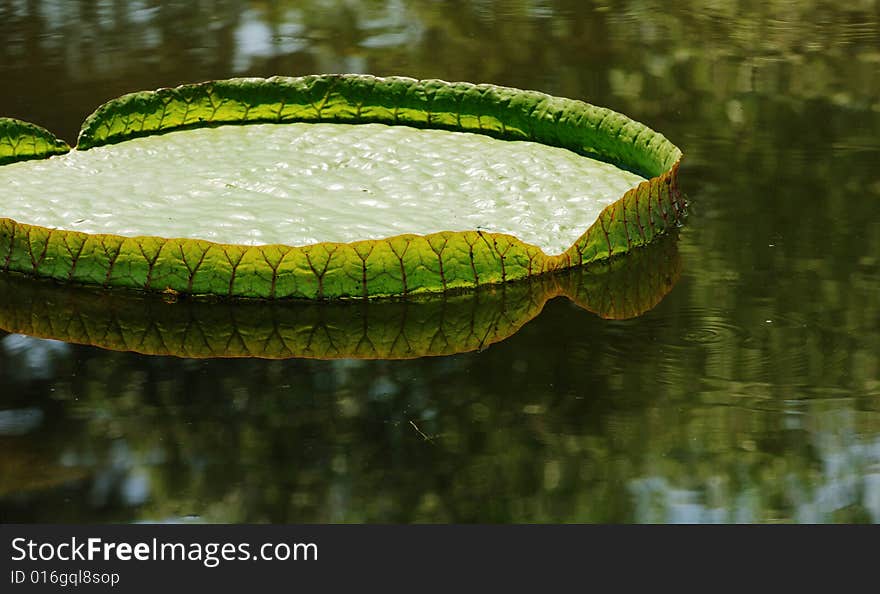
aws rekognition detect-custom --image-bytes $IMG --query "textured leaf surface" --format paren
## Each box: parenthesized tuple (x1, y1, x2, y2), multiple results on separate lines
(0, 234, 681, 359)
(1, 75, 684, 299)
(0, 123, 645, 254)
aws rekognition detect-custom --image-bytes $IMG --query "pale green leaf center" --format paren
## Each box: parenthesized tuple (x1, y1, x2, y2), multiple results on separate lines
(1, 122, 645, 255)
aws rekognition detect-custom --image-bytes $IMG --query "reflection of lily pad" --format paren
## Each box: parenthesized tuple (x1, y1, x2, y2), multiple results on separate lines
(0, 233, 680, 359)
(0, 75, 683, 299)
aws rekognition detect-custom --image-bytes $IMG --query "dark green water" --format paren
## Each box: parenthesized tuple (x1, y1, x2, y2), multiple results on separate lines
(1, 0, 878, 523)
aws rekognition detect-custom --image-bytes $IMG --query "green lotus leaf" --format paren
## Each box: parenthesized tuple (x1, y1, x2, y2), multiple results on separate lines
(0, 74, 684, 299)
(0, 233, 680, 359)
(0, 117, 69, 165)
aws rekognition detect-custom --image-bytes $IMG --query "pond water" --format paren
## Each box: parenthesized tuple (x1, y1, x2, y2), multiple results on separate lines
(1, 0, 878, 523)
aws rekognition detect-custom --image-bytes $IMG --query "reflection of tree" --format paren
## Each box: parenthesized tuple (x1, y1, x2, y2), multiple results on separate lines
(3, 0, 878, 137)
(6, 327, 868, 525)
(1, 326, 878, 522)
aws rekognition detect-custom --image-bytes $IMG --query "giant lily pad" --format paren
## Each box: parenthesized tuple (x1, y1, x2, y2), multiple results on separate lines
(0, 233, 681, 359)
(0, 75, 683, 299)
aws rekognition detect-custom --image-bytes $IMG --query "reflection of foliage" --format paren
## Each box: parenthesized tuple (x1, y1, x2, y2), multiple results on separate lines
(0, 437, 89, 499)
(1, 325, 878, 523)
(3, 1, 879, 127)
(0, 0, 879, 523)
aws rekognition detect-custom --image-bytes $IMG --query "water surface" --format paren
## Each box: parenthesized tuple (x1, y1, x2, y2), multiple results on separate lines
(0, 0, 878, 523)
